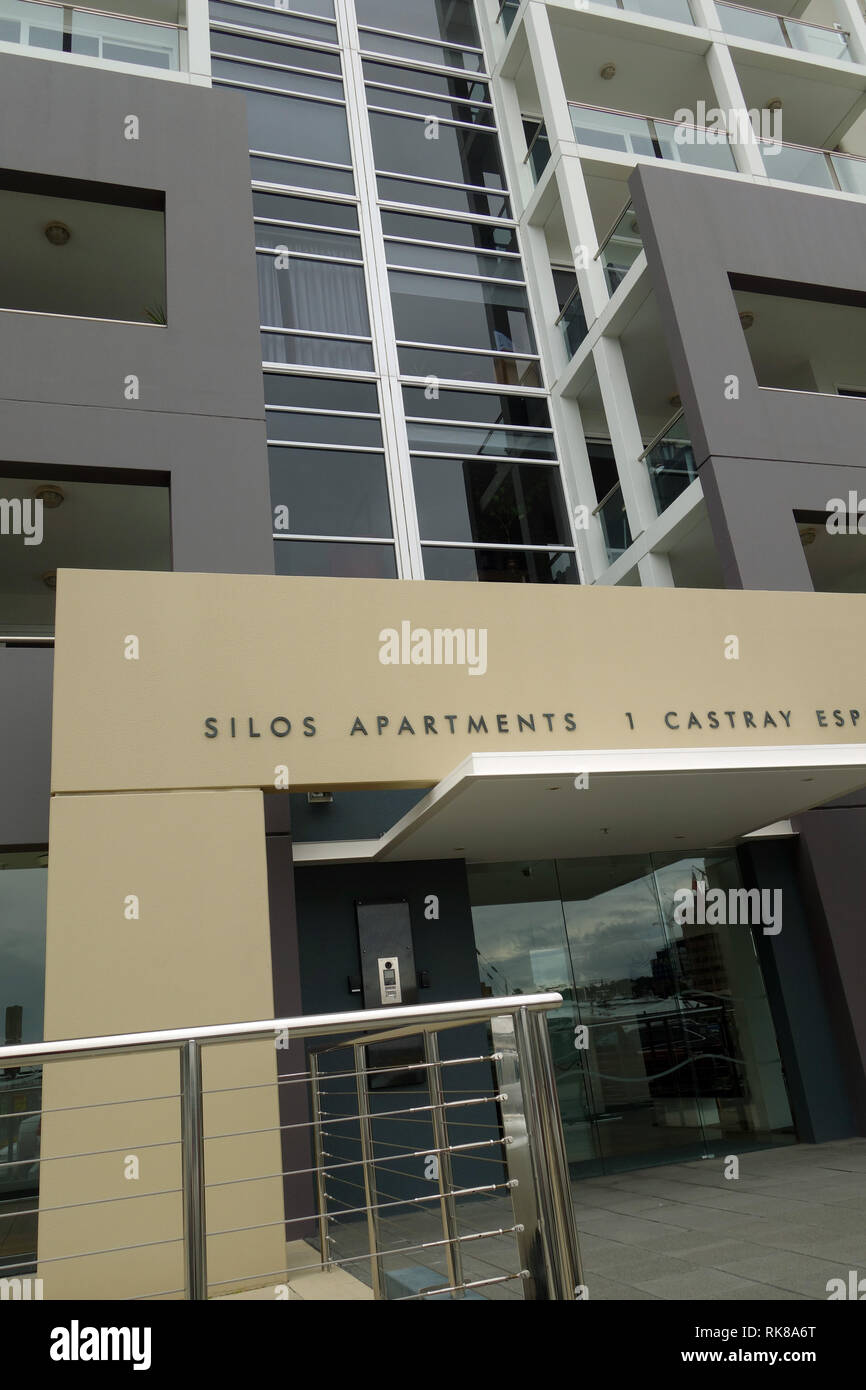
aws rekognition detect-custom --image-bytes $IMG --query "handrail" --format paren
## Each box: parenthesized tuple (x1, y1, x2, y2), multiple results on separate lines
(6, 0, 184, 30)
(638, 407, 687, 461)
(716, 0, 848, 39)
(0, 992, 562, 1069)
(592, 478, 624, 515)
(593, 196, 637, 260)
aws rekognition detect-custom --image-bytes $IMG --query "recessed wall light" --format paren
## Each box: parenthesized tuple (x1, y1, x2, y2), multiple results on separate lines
(44, 221, 71, 246)
(35, 484, 64, 509)
(799, 527, 817, 547)
(600, 63, 616, 79)
(739, 309, 755, 329)
(766, 98, 783, 111)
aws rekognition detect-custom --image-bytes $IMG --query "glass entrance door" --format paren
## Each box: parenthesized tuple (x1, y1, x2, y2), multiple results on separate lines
(470, 851, 795, 1176)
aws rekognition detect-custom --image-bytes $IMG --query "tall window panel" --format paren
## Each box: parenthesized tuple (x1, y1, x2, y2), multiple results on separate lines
(358, 0, 577, 582)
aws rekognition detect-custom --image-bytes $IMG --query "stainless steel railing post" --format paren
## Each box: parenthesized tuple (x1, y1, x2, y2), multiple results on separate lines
(308, 1052, 332, 1271)
(180, 1039, 208, 1301)
(514, 1007, 583, 1300)
(353, 1043, 384, 1299)
(423, 1031, 465, 1299)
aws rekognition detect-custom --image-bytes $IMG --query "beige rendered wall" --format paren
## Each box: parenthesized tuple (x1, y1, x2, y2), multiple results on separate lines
(37, 789, 287, 1299)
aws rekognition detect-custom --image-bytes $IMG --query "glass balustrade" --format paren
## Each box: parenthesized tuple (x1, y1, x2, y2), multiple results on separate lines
(0, 0, 181, 70)
(596, 483, 632, 562)
(643, 412, 697, 514)
(599, 203, 644, 295)
(717, 2, 850, 62)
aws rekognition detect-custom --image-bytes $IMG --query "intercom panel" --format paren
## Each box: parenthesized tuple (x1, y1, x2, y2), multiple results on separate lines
(355, 900, 422, 1088)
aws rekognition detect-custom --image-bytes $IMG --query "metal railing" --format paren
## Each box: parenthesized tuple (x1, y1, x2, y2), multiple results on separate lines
(0, 995, 582, 1301)
(717, 1, 851, 61)
(0, 0, 183, 70)
(570, 102, 739, 172)
(594, 199, 644, 295)
(639, 408, 698, 514)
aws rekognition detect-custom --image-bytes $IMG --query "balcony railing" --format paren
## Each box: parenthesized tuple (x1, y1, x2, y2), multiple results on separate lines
(524, 119, 552, 182)
(595, 200, 644, 295)
(594, 0, 695, 25)
(0, 0, 182, 70)
(569, 103, 739, 172)
(555, 282, 589, 357)
(760, 139, 866, 196)
(593, 479, 632, 562)
(0, 995, 583, 1301)
(717, 1, 851, 62)
(640, 409, 697, 514)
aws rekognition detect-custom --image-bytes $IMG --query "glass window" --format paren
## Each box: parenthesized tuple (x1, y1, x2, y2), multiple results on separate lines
(385, 239, 523, 281)
(275, 538, 397, 576)
(369, 112, 505, 190)
(253, 191, 359, 229)
(270, 448, 391, 536)
(355, 0, 479, 47)
(262, 331, 374, 371)
(210, 31, 341, 70)
(377, 175, 509, 219)
(251, 156, 355, 195)
(254, 223, 362, 260)
(359, 28, 484, 73)
(398, 344, 542, 388)
(268, 411, 383, 447)
(215, 57, 343, 99)
(265, 373, 377, 411)
(252, 223, 361, 261)
(241, 89, 351, 165)
(365, 83, 494, 125)
(413, 458, 570, 545)
(210, 0, 337, 44)
(257, 252, 370, 336)
(363, 60, 489, 103)
(407, 421, 555, 458)
(390, 270, 536, 355)
(381, 210, 518, 255)
(402, 386, 550, 427)
(422, 547, 578, 583)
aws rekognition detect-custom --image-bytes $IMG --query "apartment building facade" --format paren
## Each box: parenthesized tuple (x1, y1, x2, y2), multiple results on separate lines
(2, 0, 866, 1291)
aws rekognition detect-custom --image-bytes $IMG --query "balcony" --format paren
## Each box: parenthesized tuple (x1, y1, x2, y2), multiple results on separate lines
(760, 139, 866, 196)
(717, 1, 852, 63)
(569, 103, 739, 173)
(641, 409, 697, 514)
(597, 200, 644, 294)
(594, 479, 632, 563)
(0, 0, 184, 71)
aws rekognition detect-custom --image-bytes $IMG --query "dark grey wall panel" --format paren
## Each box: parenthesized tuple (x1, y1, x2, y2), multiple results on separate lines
(630, 165, 866, 472)
(0, 53, 263, 420)
(740, 839, 855, 1143)
(0, 648, 52, 844)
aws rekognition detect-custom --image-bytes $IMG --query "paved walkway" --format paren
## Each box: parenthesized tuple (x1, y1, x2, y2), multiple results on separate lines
(574, 1138, 866, 1300)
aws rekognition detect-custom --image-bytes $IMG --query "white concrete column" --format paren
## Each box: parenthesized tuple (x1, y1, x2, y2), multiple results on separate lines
(638, 550, 674, 586)
(551, 393, 611, 582)
(829, 0, 866, 67)
(185, 0, 212, 84)
(705, 42, 767, 177)
(594, 337, 660, 544)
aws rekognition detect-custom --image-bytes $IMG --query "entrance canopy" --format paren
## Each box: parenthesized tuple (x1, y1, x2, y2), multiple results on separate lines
(293, 746, 866, 864)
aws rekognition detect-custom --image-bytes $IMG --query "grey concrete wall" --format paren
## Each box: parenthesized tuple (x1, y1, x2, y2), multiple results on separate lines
(0, 53, 272, 846)
(0, 50, 271, 577)
(632, 163, 866, 1138)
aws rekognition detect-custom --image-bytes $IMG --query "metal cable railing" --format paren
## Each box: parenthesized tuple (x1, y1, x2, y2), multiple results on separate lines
(0, 995, 582, 1301)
